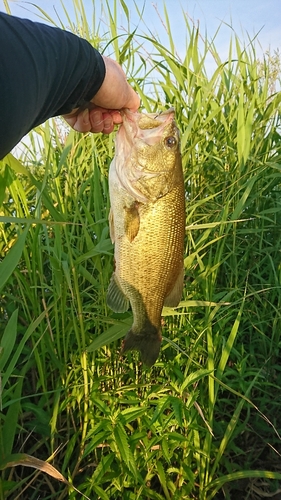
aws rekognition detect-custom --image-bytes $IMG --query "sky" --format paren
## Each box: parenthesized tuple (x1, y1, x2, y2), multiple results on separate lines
(0, 0, 280, 63)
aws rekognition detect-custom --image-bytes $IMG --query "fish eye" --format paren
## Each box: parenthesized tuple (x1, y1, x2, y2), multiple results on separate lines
(165, 136, 177, 148)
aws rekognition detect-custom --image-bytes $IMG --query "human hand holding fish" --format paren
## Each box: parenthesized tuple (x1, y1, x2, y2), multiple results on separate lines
(107, 108, 185, 367)
(63, 56, 140, 135)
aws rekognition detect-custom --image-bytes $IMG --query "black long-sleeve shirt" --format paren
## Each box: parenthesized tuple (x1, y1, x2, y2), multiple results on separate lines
(0, 12, 106, 159)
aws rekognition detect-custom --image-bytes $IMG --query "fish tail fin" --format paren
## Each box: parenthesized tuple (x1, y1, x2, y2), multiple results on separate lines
(121, 324, 162, 367)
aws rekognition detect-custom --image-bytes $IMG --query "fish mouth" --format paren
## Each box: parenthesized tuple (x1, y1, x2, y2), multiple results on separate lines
(115, 107, 176, 159)
(120, 107, 175, 144)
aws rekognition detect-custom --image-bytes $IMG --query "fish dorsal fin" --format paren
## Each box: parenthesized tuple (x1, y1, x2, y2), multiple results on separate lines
(164, 266, 184, 307)
(124, 202, 140, 242)
(106, 273, 130, 313)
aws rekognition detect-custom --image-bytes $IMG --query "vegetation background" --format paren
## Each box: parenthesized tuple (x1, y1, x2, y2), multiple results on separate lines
(1, 0, 281, 498)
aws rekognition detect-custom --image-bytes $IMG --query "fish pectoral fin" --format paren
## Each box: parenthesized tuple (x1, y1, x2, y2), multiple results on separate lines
(164, 266, 184, 307)
(124, 202, 140, 242)
(108, 208, 115, 243)
(106, 273, 130, 313)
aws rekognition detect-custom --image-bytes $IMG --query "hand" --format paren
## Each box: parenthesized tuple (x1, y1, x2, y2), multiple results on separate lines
(63, 56, 140, 134)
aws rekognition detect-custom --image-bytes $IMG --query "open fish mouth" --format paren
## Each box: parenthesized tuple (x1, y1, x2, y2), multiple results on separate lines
(119, 107, 176, 145)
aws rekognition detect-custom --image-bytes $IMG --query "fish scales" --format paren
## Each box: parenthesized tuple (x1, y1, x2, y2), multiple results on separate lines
(107, 108, 185, 367)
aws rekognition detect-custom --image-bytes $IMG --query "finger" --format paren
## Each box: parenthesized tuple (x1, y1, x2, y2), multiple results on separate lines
(88, 109, 105, 133)
(101, 113, 115, 134)
(109, 110, 123, 124)
(124, 87, 141, 112)
(72, 108, 91, 132)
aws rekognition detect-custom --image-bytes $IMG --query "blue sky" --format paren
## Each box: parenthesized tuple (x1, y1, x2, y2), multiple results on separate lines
(1, 0, 280, 61)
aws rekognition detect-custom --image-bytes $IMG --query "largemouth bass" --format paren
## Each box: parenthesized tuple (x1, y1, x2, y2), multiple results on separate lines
(107, 108, 185, 367)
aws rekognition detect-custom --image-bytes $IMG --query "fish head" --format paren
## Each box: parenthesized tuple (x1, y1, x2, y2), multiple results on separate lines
(114, 108, 182, 202)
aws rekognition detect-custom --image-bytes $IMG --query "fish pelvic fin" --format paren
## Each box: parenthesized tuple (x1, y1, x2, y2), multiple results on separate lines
(106, 274, 130, 313)
(121, 323, 162, 367)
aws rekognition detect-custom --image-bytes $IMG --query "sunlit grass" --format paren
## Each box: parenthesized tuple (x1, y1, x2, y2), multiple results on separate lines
(1, 1, 281, 499)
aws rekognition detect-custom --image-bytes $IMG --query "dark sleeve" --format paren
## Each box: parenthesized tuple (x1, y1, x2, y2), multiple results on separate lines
(0, 12, 106, 159)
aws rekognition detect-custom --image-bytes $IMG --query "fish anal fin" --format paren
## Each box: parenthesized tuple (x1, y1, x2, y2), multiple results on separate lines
(109, 208, 115, 243)
(106, 274, 129, 313)
(124, 202, 140, 242)
(164, 266, 184, 307)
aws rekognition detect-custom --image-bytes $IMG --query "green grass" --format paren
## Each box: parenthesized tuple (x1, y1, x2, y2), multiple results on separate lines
(1, 1, 281, 499)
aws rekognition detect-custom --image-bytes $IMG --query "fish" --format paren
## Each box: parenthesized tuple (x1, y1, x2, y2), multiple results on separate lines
(106, 108, 185, 367)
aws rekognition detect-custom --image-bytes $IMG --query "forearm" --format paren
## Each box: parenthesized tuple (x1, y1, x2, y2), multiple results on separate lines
(0, 12, 105, 158)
